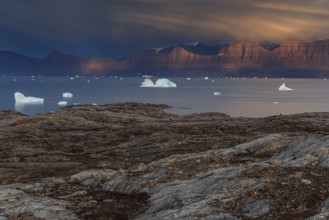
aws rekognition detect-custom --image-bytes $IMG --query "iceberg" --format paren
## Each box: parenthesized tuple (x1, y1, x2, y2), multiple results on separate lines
(58, 101, 68, 106)
(140, 78, 177, 88)
(213, 92, 221, 96)
(154, 78, 177, 88)
(62, 92, 73, 98)
(140, 78, 155, 87)
(278, 83, 293, 91)
(14, 92, 44, 104)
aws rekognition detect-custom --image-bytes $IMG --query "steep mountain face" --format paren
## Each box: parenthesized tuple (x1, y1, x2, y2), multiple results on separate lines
(218, 39, 272, 73)
(306, 39, 329, 66)
(0, 50, 39, 75)
(148, 45, 219, 74)
(271, 38, 307, 68)
(122, 45, 219, 76)
(2, 39, 329, 77)
(38, 50, 83, 75)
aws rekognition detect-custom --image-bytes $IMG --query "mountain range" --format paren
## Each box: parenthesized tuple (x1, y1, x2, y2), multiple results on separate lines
(1, 38, 329, 78)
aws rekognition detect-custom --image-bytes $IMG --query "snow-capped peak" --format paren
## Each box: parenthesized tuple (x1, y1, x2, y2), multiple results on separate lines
(152, 46, 171, 52)
(185, 42, 200, 47)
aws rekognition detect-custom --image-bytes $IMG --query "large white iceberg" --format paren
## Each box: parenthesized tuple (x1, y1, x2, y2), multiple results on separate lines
(63, 92, 73, 98)
(140, 78, 177, 88)
(155, 78, 177, 87)
(278, 83, 293, 91)
(14, 92, 44, 104)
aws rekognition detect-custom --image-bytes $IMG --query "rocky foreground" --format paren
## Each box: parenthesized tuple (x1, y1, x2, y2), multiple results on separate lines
(1, 103, 329, 219)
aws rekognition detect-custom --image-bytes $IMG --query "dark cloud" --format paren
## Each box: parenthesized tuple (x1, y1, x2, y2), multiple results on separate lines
(0, 0, 329, 58)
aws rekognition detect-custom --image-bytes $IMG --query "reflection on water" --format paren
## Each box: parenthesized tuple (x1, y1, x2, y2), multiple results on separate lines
(15, 103, 45, 115)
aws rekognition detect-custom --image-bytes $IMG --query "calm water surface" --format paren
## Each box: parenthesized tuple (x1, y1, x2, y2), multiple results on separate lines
(1, 75, 329, 117)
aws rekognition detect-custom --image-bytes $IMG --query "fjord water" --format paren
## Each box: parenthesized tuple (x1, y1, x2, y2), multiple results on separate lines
(1, 76, 329, 117)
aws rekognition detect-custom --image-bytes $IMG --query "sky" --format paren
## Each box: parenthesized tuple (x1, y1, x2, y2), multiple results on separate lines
(0, 0, 329, 59)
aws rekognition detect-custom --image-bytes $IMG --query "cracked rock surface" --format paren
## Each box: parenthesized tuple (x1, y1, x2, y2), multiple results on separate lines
(1, 103, 329, 219)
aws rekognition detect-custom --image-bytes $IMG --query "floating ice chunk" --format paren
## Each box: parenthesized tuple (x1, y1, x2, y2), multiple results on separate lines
(154, 78, 177, 88)
(213, 92, 221, 96)
(273, 101, 279, 104)
(278, 83, 293, 91)
(186, 78, 191, 80)
(140, 78, 177, 88)
(14, 92, 44, 104)
(62, 92, 73, 98)
(204, 76, 209, 80)
(58, 101, 68, 106)
(140, 78, 155, 87)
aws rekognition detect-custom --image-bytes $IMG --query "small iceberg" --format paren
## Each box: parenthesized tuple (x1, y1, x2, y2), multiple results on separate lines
(186, 77, 191, 80)
(58, 101, 68, 106)
(140, 78, 155, 87)
(140, 78, 177, 88)
(62, 92, 73, 98)
(204, 76, 209, 80)
(213, 92, 221, 96)
(278, 83, 293, 91)
(14, 92, 44, 104)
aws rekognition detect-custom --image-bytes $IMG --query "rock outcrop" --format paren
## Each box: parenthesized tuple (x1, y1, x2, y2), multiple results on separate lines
(2, 103, 329, 219)
(2, 38, 329, 77)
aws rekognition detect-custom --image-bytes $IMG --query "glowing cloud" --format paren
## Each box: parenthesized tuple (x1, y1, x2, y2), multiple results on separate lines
(0, 0, 329, 58)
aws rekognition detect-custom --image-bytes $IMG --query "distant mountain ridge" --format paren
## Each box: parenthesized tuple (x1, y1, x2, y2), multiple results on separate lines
(1, 38, 329, 77)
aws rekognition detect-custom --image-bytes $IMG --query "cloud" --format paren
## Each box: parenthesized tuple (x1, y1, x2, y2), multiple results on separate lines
(109, 0, 329, 41)
(0, 0, 329, 57)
